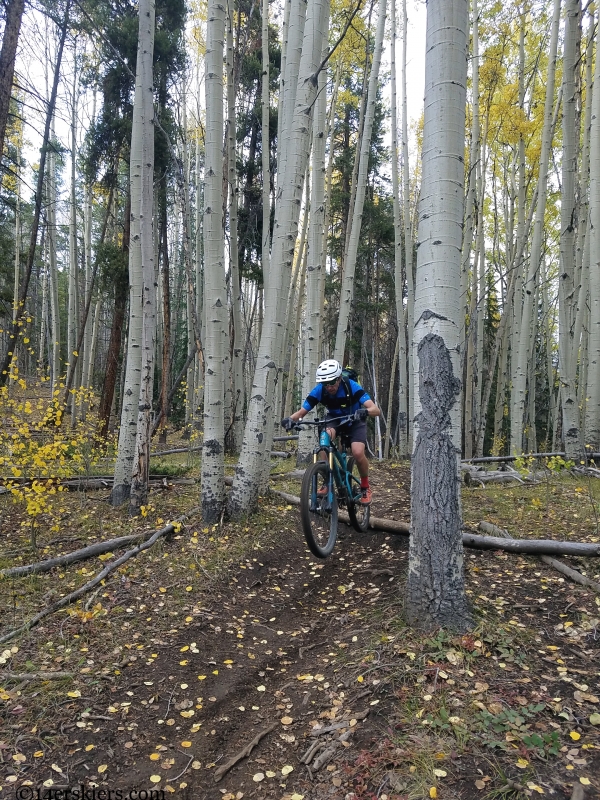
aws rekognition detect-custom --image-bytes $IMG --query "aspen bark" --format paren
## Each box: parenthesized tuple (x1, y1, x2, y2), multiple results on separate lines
(391, 0, 408, 457)
(201, 0, 227, 522)
(558, 0, 583, 460)
(128, 0, 156, 515)
(334, 0, 387, 362)
(229, 0, 330, 516)
(585, 11, 600, 447)
(407, 0, 472, 631)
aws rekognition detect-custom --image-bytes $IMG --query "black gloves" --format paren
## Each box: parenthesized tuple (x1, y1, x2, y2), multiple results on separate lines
(281, 417, 294, 430)
(354, 408, 369, 421)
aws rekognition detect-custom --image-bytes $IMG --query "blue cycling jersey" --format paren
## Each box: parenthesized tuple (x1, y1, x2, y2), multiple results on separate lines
(302, 379, 370, 417)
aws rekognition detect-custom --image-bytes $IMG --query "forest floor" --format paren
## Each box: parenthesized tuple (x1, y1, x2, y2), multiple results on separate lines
(1, 450, 600, 800)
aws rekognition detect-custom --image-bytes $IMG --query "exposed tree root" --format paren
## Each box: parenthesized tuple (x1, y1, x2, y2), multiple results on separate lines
(0, 508, 200, 645)
(213, 722, 278, 782)
(0, 671, 74, 680)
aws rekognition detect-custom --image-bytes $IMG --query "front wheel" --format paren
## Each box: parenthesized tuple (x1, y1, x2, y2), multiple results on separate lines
(300, 461, 338, 558)
(346, 457, 370, 532)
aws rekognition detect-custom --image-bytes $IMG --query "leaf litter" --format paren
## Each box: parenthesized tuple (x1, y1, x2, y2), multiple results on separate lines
(0, 460, 599, 798)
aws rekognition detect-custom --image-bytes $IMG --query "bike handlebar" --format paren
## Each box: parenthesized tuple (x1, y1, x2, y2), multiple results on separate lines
(282, 414, 356, 431)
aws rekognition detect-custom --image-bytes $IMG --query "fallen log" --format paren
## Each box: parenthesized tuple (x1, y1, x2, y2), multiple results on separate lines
(462, 532, 600, 556)
(0, 507, 201, 645)
(0, 531, 154, 578)
(479, 521, 600, 592)
(269, 490, 600, 555)
(269, 489, 411, 535)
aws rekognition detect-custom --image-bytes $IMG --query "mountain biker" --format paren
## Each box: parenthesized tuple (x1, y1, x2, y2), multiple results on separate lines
(281, 359, 380, 504)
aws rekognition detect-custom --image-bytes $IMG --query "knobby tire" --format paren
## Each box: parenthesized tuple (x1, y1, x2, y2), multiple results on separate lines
(300, 461, 338, 558)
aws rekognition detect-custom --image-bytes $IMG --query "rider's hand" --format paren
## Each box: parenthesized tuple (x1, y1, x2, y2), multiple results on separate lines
(281, 417, 295, 430)
(354, 408, 369, 421)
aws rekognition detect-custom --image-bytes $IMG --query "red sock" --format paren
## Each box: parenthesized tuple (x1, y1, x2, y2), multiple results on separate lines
(360, 477, 369, 488)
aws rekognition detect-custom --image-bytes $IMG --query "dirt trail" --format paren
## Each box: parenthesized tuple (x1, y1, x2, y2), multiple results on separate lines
(3, 463, 600, 800)
(59, 523, 408, 799)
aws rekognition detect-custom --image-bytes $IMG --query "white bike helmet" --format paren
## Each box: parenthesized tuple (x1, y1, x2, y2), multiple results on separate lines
(316, 359, 343, 383)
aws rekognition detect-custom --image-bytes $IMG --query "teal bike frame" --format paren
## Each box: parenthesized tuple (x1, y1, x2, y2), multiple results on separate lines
(310, 418, 362, 511)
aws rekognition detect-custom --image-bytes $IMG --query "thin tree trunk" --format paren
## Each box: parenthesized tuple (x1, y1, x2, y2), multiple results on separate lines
(201, 0, 227, 522)
(334, 0, 387, 362)
(391, 0, 408, 457)
(128, 0, 157, 515)
(0, 0, 25, 165)
(558, 0, 583, 460)
(227, 3, 245, 452)
(0, 7, 69, 388)
(585, 11, 600, 447)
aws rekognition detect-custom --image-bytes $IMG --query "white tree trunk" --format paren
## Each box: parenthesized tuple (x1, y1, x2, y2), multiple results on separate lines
(585, 11, 600, 447)
(229, 0, 330, 516)
(201, 0, 227, 522)
(407, 0, 471, 631)
(558, 0, 583, 460)
(391, 0, 408, 457)
(334, 0, 387, 361)
(298, 52, 327, 463)
(227, 3, 244, 452)
(48, 115, 61, 392)
(68, 61, 79, 425)
(112, 0, 155, 508)
(128, 0, 156, 515)
(401, 0, 414, 452)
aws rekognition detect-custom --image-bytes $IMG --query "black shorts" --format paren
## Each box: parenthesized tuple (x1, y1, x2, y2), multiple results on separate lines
(325, 417, 367, 446)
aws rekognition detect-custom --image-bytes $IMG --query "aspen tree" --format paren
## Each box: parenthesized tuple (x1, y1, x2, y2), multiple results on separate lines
(201, 0, 227, 522)
(128, 0, 157, 515)
(227, 1, 245, 452)
(334, 0, 387, 362)
(558, 0, 583, 460)
(112, 0, 156, 509)
(407, 0, 471, 631)
(298, 45, 327, 463)
(229, 0, 330, 516)
(400, 0, 413, 451)
(511, 0, 561, 455)
(585, 11, 600, 448)
(390, 0, 408, 456)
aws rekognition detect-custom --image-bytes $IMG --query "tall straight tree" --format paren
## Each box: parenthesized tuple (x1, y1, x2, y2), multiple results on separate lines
(334, 0, 387, 362)
(390, 0, 408, 456)
(201, 0, 227, 522)
(406, 0, 472, 631)
(512, 0, 561, 455)
(586, 12, 600, 448)
(229, 0, 330, 516)
(558, 0, 583, 460)
(129, 0, 157, 515)
(112, 0, 156, 509)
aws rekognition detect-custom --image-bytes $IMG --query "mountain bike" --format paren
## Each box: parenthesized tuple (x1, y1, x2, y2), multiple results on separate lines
(284, 415, 370, 558)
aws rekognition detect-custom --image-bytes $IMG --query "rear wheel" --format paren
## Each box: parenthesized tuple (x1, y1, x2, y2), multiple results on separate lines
(300, 461, 338, 558)
(346, 456, 370, 532)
